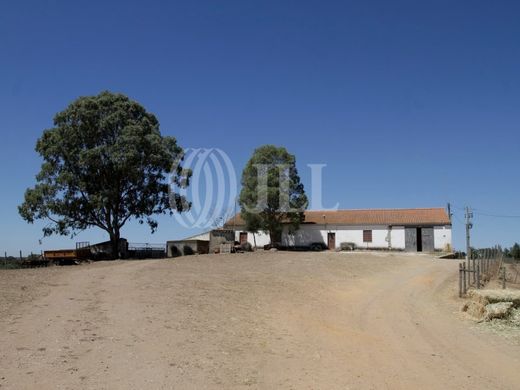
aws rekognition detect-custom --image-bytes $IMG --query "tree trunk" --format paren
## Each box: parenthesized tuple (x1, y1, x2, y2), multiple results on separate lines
(109, 229, 120, 259)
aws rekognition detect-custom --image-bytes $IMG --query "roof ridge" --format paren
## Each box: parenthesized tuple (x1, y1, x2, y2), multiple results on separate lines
(306, 207, 445, 212)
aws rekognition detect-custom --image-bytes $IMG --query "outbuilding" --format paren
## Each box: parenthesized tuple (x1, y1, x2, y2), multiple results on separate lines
(166, 229, 237, 256)
(167, 231, 210, 257)
(224, 207, 452, 252)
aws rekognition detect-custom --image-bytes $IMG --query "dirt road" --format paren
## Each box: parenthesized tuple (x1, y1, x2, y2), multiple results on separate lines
(1, 252, 519, 389)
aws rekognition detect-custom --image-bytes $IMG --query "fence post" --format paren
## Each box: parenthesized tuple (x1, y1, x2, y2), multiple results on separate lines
(474, 258, 478, 284)
(463, 262, 467, 295)
(468, 258, 472, 285)
(502, 266, 506, 289)
(459, 263, 463, 297)
(476, 262, 480, 289)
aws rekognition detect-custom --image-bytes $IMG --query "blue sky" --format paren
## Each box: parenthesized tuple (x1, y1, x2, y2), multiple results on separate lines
(1, 0, 519, 254)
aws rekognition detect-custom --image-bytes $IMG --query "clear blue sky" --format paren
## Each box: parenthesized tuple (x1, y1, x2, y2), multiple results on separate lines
(1, 0, 519, 254)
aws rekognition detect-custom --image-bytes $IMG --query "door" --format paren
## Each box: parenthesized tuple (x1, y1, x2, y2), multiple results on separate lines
(239, 232, 248, 244)
(421, 227, 434, 252)
(327, 232, 336, 250)
(405, 228, 417, 251)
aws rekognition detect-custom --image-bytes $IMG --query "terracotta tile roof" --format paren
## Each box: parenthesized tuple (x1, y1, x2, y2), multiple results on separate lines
(224, 208, 451, 227)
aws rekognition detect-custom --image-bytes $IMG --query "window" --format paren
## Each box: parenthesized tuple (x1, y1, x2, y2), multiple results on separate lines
(363, 230, 373, 243)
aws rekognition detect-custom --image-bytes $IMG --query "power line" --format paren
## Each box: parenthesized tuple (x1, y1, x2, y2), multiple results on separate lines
(472, 209, 520, 218)
(451, 212, 465, 225)
(448, 203, 520, 218)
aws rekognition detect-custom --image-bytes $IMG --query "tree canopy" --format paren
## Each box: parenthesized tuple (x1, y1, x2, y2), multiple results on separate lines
(239, 145, 307, 244)
(19, 91, 190, 258)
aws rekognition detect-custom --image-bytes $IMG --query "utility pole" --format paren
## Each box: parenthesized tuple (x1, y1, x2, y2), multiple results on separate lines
(465, 206, 473, 260)
(233, 197, 237, 232)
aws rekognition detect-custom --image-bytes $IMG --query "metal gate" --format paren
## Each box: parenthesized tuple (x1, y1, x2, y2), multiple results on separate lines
(421, 227, 434, 252)
(405, 228, 417, 251)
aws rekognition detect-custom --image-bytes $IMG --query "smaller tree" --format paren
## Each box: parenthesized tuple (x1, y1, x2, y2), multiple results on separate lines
(239, 145, 308, 244)
(510, 243, 520, 260)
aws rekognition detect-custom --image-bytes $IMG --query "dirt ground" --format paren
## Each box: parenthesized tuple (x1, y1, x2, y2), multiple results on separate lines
(1, 252, 519, 389)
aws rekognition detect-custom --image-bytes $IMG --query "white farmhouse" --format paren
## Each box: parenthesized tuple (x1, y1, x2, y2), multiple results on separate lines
(224, 207, 452, 252)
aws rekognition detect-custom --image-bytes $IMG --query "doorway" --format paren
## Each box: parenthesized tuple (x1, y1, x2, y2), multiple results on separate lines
(327, 232, 336, 250)
(405, 227, 434, 252)
(416, 228, 423, 252)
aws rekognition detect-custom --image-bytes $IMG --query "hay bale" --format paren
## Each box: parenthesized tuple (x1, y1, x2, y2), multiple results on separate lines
(466, 290, 490, 306)
(483, 302, 514, 321)
(461, 301, 486, 319)
(510, 309, 520, 326)
(467, 289, 520, 307)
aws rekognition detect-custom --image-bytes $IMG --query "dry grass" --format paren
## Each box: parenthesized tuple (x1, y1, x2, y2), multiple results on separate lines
(467, 289, 520, 306)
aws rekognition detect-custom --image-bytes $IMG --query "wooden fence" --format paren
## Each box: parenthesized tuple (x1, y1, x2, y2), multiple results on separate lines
(459, 246, 505, 297)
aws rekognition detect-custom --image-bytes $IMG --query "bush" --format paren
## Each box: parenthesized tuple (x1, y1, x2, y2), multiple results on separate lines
(240, 242, 253, 252)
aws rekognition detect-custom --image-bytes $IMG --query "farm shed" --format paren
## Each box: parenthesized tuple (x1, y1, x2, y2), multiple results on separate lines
(167, 239, 209, 257)
(167, 229, 238, 257)
(224, 207, 452, 252)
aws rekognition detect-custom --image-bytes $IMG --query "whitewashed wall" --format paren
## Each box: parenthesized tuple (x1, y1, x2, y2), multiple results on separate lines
(282, 224, 404, 249)
(233, 224, 451, 251)
(234, 230, 271, 248)
(235, 225, 403, 249)
(390, 227, 406, 249)
(434, 226, 452, 251)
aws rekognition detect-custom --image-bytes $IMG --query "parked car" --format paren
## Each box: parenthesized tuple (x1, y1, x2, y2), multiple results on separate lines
(309, 242, 327, 251)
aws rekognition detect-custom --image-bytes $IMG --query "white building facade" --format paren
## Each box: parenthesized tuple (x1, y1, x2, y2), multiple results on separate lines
(225, 208, 452, 252)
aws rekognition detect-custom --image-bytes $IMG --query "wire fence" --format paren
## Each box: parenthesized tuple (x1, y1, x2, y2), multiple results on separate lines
(458, 246, 508, 297)
(127, 243, 166, 259)
(1, 250, 46, 269)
